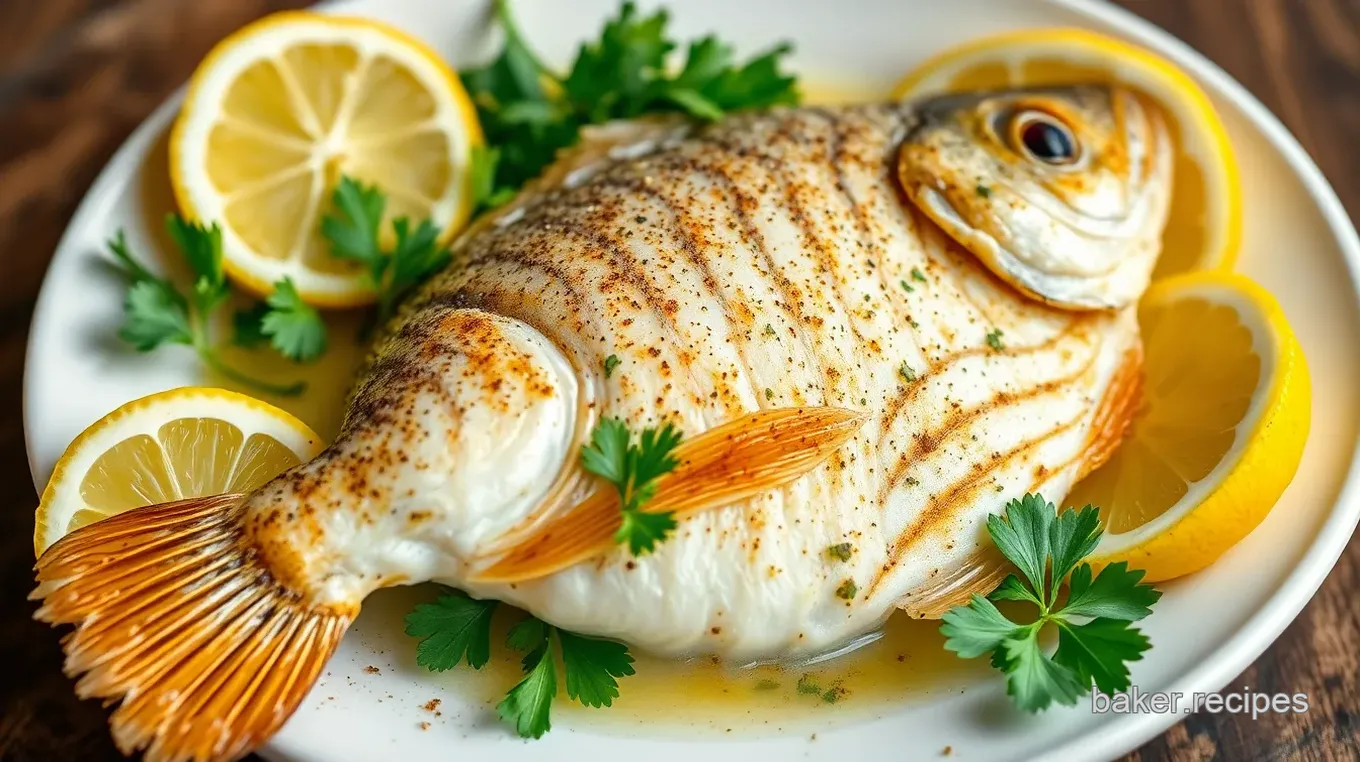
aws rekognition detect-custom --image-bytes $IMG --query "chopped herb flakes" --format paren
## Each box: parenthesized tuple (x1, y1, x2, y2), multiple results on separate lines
(899, 363, 916, 383)
(986, 329, 1005, 351)
(825, 542, 853, 562)
(835, 579, 858, 601)
(604, 354, 621, 378)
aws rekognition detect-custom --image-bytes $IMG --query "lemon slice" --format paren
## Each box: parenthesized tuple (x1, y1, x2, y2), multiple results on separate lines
(892, 28, 1241, 280)
(170, 11, 482, 307)
(1065, 272, 1310, 581)
(35, 387, 323, 555)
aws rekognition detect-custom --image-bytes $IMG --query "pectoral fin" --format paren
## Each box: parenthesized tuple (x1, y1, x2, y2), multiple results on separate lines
(474, 406, 866, 583)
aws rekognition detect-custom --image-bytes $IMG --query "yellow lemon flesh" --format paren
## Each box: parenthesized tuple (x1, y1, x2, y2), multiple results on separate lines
(170, 11, 482, 308)
(892, 27, 1241, 280)
(35, 387, 323, 555)
(1066, 272, 1310, 581)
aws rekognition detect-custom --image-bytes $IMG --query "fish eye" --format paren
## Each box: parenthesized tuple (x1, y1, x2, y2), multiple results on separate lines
(1010, 110, 1079, 166)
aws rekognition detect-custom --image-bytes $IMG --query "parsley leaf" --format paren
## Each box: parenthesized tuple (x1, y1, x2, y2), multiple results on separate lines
(404, 589, 498, 671)
(1001, 626, 1085, 711)
(580, 417, 630, 486)
(321, 177, 387, 277)
(254, 278, 328, 362)
(985, 493, 1052, 599)
(1060, 561, 1159, 621)
(107, 229, 157, 284)
(120, 279, 193, 350)
(1047, 504, 1103, 600)
(632, 422, 683, 487)
(940, 494, 1161, 712)
(320, 176, 448, 324)
(558, 630, 636, 707)
(616, 509, 678, 555)
(580, 417, 685, 555)
(108, 221, 305, 397)
(463, 0, 799, 208)
(412, 597, 637, 740)
(1053, 617, 1150, 695)
(498, 639, 557, 739)
(940, 594, 1020, 659)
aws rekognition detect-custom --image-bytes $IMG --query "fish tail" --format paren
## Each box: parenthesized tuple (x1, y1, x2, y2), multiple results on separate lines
(33, 493, 356, 762)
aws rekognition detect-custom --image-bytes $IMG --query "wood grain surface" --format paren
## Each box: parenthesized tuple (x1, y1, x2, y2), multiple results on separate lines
(1, 1, 1357, 760)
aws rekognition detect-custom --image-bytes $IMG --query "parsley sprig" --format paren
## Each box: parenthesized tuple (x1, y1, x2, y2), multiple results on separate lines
(405, 589, 635, 739)
(464, 0, 799, 207)
(940, 494, 1161, 711)
(320, 176, 450, 326)
(580, 417, 684, 555)
(233, 277, 327, 362)
(108, 220, 307, 396)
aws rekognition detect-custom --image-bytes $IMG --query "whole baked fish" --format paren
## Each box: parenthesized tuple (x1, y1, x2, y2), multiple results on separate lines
(36, 84, 1169, 761)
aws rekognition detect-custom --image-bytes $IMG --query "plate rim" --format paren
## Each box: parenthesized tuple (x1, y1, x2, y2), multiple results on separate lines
(20, 0, 1360, 760)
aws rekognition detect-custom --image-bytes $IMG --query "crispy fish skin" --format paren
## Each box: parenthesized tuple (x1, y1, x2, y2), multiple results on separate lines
(34, 86, 1169, 762)
(302, 92, 1160, 658)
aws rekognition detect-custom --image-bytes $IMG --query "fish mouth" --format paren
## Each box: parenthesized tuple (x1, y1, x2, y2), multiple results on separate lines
(906, 180, 1129, 310)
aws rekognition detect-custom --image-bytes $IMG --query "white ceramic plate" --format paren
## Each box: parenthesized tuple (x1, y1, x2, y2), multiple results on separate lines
(24, 0, 1360, 760)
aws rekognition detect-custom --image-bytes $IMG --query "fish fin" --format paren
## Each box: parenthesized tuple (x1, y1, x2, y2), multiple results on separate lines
(34, 494, 356, 762)
(474, 406, 866, 583)
(1077, 345, 1143, 481)
(896, 546, 1011, 619)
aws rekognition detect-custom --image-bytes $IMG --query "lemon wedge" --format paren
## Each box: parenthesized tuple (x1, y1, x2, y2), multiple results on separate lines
(892, 28, 1241, 280)
(1066, 272, 1310, 581)
(170, 11, 482, 307)
(35, 387, 323, 555)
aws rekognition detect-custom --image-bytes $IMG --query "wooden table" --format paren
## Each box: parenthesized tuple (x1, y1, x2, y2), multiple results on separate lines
(1, 1, 1356, 760)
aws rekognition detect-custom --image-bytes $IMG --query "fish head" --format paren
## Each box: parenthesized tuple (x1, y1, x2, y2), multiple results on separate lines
(897, 85, 1173, 310)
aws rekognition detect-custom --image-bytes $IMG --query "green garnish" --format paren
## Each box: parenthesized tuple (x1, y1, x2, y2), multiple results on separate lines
(604, 353, 622, 378)
(911, 267, 927, 283)
(406, 589, 635, 739)
(763, 324, 778, 337)
(940, 494, 1161, 712)
(108, 221, 306, 396)
(825, 542, 853, 562)
(321, 175, 449, 326)
(580, 417, 684, 555)
(765, 387, 775, 400)
(404, 589, 498, 670)
(986, 328, 1005, 351)
(900, 278, 914, 293)
(835, 579, 858, 601)
(899, 362, 916, 383)
(795, 673, 821, 695)
(976, 184, 993, 198)
(234, 277, 328, 362)
(463, 0, 799, 207)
